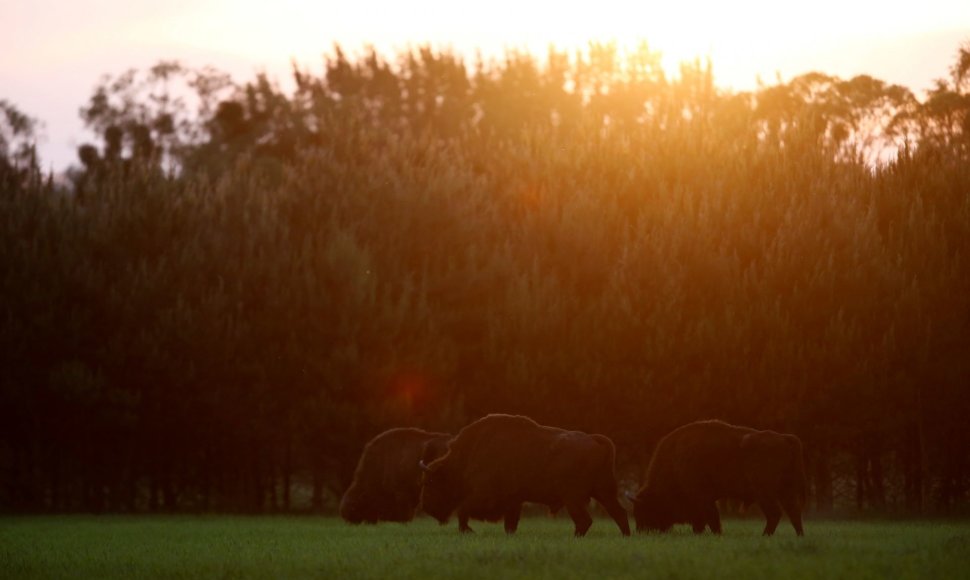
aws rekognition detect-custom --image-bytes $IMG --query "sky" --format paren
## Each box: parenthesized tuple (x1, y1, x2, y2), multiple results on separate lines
(2, 0, 969, 171)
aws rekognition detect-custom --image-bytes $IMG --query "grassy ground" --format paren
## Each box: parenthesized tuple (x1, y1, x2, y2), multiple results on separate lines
(1, 516, 968, 579)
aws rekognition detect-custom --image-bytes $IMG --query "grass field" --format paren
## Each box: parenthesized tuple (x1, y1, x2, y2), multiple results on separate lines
(1, 516, 968, 579)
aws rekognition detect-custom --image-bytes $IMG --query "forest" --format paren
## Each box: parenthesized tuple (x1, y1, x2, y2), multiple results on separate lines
(1, 41, 969, 515)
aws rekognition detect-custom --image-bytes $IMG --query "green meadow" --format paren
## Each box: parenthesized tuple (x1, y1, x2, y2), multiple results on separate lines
(1, 517, 968, 579)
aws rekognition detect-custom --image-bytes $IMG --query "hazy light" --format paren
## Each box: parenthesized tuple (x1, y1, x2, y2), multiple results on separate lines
(145, 0, 969, 87)
(2, 0, 968, 169)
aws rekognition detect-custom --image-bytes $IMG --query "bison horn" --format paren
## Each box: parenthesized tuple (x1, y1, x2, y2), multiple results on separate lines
(418, 460, 431, 473)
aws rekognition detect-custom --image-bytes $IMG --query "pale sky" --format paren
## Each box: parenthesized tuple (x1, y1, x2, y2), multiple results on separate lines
(2, 0, 969, 170)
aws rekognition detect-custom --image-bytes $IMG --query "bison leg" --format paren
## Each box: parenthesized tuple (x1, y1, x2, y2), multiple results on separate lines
(688, 502, 708, 534)
(547, 500, 564, 515)
(780, 495, 804, 537)
(458, 511, 475, 534)
(503, 504, 522, 535)
(704, 502, 722, 535)
(593, 494, 631, 537)
(759, 500, 782, 536)
(566, 501, 593, 537)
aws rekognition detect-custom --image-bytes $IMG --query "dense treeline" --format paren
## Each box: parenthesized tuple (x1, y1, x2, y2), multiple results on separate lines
(1, 42, 969, 514)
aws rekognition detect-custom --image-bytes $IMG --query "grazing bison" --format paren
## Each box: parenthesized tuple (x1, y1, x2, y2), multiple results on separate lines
(340, 428, 451, 524)
(629, 420, 806, 536)
(419, 414, 630, 536)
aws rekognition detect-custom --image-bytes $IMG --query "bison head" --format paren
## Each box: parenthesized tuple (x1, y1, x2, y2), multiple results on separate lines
(629, 490, 674, 533)
(418, 458, 460, 524)
(420, 437, 451, 467)
(339, 498, 364, 524)
(339, 489, 373, 525)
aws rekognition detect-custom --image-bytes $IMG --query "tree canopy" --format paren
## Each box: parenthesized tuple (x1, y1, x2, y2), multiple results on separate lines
(1, 42, 969, 514)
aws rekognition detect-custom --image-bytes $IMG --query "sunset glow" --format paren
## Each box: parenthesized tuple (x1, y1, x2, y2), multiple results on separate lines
(142, 0, 969, 87)
(2, 0, 968, 168)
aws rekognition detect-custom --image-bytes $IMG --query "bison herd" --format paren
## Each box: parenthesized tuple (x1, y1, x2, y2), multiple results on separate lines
(340, 414, 806, 537)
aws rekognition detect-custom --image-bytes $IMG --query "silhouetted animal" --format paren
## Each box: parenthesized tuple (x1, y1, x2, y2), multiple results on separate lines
(629, 420, 806, 536)
(340, 428, 451, 524)
(419, 414, 630, 536)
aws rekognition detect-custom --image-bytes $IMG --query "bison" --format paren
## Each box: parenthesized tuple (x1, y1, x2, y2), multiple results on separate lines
(629, 420, 806, 536)
(340, 428, 451, 524)
(419, 414, 631, 536)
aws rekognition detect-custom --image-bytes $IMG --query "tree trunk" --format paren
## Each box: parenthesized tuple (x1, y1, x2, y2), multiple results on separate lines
(916, 388, 928, 514)
(162, 475, 176, 512)
(855, 451, 867, 511)
(201, 457, 211, 513)
(50, 452, 61, 512)
(868, 448, 886, 510)
(813, 441, 833, 513)
(312, 468, 324, 513)
(149, 476, 159, 512)
(250, 449, 264, 513)
(269, 462, 278, 512)
(282, 439, 292, 512)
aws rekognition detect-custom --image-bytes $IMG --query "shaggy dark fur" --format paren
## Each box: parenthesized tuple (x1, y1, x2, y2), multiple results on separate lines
(419, 414, 630, 536)
(340, 428, 451, 524)
(631, 420, 806, 536)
